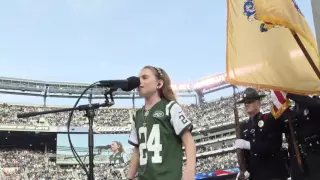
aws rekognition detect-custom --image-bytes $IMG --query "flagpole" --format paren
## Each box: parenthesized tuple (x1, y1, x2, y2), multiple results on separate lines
(287, 114, 304, 173)
(233, 86, 246, 180)
(288, 29, 317, 173)
(290, 30, 320, 79)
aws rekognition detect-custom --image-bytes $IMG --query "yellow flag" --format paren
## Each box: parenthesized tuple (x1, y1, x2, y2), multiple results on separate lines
(254, 0, 317, 51)
(226, 0, 320, 95)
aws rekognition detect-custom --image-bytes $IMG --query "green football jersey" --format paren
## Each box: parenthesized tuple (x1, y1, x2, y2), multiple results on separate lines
(128, 99, 193, 180)
(109, 152, 124, 164)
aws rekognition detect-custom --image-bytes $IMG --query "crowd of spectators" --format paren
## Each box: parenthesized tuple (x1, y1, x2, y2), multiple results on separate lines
(0, 127, 239, 179)
(0, 91, 272, 128)
(0, 123, 241, 179)
(0, 91, 274, 179)
(0, 149, 131, 180)
(195, 153, 238, 173)
(0, 104, 130, 127)
(183, 91, 271, 128)
(195, 142, 234, 154)
(0, 148, 237, 179)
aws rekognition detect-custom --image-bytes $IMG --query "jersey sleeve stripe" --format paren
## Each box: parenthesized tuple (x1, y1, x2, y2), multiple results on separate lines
(165, 101, 175, 116)
(128, 140, 139, 147)
(178, 123, 193, 137)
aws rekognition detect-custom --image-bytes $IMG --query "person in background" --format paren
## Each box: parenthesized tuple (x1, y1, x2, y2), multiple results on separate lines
(284, 94, 320, 180)
(109, 141, 125, 165)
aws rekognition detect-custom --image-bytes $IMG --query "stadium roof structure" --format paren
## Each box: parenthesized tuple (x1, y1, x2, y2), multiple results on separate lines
(0, 73, 230, 104)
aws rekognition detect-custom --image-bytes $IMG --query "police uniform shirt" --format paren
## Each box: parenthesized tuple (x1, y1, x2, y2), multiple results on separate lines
(240, 112, 288, 180)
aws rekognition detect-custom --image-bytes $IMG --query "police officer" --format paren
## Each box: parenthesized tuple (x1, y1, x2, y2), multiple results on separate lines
(285, 93, 320, 180)
(234, 88, 288, 180)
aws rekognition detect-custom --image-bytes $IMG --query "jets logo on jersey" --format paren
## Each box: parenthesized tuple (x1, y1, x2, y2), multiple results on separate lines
(153, 110, 164, 118)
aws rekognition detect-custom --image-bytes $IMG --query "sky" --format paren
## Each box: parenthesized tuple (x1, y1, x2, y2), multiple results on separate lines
(0, 0, 317, 107)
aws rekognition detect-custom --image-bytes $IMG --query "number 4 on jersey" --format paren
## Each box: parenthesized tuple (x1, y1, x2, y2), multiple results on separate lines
(139, 124, 163, 165)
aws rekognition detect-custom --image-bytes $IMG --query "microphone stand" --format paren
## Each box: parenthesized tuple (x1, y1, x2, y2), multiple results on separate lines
(17, 89, 116, 180)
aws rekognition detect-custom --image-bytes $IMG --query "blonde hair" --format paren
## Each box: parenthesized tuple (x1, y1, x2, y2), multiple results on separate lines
(143, 66, 177, 102)
(113, 141, 124, 153)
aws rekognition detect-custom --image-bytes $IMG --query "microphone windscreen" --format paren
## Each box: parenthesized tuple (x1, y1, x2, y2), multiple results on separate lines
(123, 76, 140, 91)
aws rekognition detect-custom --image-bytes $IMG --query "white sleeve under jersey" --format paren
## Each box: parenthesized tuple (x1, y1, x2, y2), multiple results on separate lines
(128, 120, 138, 147)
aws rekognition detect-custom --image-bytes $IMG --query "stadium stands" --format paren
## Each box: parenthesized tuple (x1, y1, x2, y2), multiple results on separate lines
(0, 91, 271, 128)
(0, 91, 273, 179)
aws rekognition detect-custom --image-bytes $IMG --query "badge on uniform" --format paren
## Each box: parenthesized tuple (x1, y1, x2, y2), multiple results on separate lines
(258, 120, 264, 128)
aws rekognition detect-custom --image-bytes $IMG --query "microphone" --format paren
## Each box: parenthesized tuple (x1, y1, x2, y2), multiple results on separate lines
(98, 76, 140, 92)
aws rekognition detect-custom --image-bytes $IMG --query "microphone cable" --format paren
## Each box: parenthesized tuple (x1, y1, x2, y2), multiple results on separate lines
(67, 81, 100, 179)
(132, 89, 136, 120)
(131, 89, 139, 180)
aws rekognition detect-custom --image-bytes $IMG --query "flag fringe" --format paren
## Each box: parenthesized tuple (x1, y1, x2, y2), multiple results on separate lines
(271, 100, 290, 119)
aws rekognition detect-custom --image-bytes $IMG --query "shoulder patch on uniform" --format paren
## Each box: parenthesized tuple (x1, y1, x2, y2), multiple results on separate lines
(153, 110, 164, 118)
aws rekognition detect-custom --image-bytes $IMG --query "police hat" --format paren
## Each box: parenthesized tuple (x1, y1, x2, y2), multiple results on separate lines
(237, 87, 266, 104)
